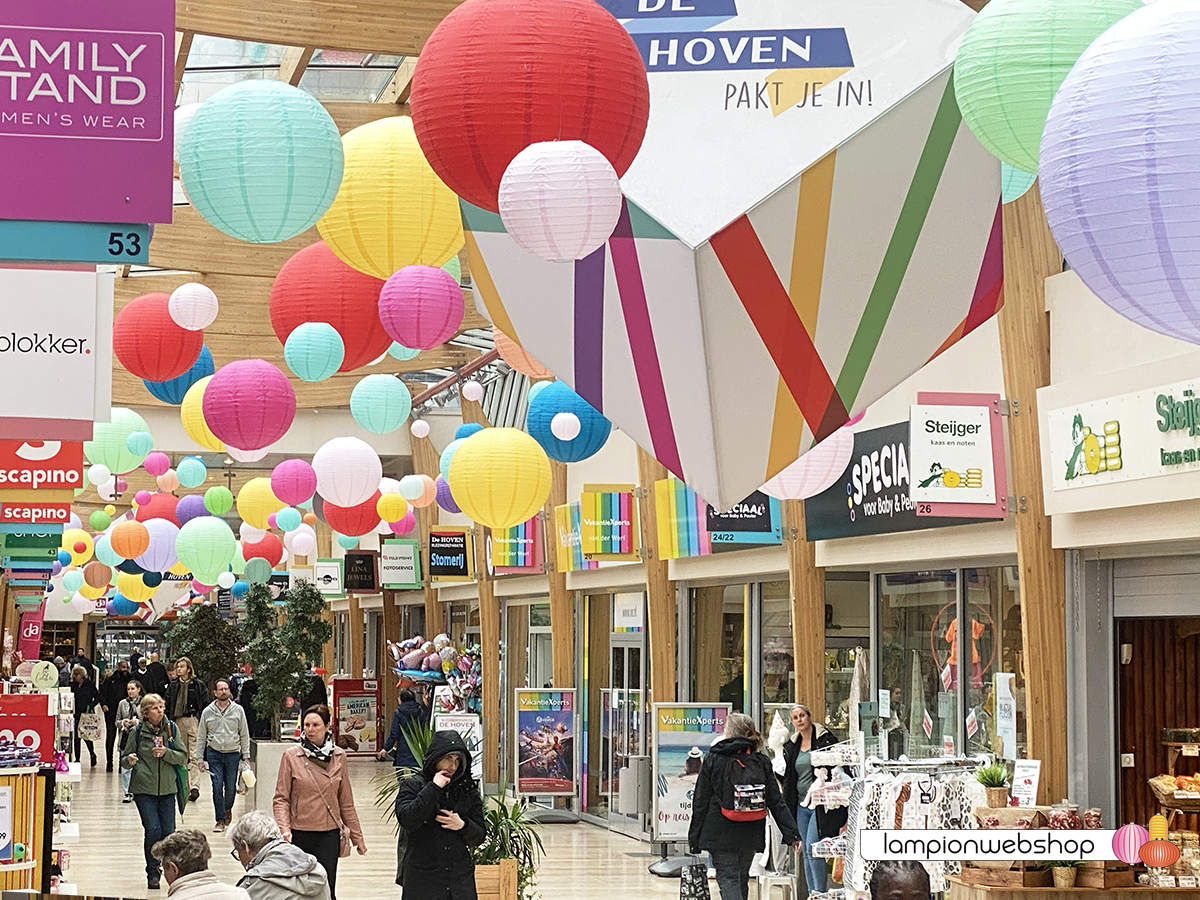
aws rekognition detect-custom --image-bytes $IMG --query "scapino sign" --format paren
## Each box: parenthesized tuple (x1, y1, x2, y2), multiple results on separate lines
(0, 440, 83, 489)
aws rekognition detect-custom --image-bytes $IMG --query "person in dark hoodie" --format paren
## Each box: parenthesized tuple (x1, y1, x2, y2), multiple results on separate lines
(378, 689, 429, 770)
(688, 712, 800, 900)
(230, 809, 331, 900)
(396, 731, 487, 900)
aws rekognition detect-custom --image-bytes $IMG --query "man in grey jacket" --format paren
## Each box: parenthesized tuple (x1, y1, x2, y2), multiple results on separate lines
(195, 679, 251, 833)
(230, 811, 330, 900)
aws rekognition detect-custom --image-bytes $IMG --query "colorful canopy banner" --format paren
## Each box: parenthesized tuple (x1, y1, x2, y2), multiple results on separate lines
(655, 477, 712, 561)
(553, 503, 597, 573)
(462, 0, 1000, 510)
(490, 516, 545, 574)
(579, 484, 640, 561)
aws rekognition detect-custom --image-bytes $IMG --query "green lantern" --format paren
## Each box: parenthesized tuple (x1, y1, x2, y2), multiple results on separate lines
(244, 557, 271, 584)
(954, 0, 1142, 172)
(350, 374, 412, 434)
(284, 322, 345, 382)
(204, 486, 234, 516)
(231, 541, 247, 576)
(89, 510, 112, 532)
(84, 408, 151, 474)
(176, 518, 236, 580)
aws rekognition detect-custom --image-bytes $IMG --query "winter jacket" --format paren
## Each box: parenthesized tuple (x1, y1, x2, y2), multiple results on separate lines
(165, 678, 210, 720)
(237, 838, 331, 900)
(396, 731, 487, 900)
(687, 736, 800, 854)
(70, 679, 102, 718)
(165, 869, 251, 900)
(117, 697, 142, 736)
(782, 723, 846, 838)
(143, 661, 170, 698)
(273, 745, 365, 849)
(196, 700, 251, 759)
(120, 716, 188, 796)
(384, 700, 429, 769)
(100, 669, 133, 712)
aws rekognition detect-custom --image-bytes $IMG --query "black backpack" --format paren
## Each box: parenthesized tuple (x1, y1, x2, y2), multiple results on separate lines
(719, 748, 769, 821)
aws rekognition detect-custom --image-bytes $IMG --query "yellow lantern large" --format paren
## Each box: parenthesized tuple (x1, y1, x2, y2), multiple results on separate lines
(448, 428, 551, 530)
(181, 375, 225, 452)
(116, 570, 157, 603)
(237, 477, 284, 530)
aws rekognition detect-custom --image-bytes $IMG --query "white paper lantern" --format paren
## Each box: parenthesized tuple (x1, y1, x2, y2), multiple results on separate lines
(168, 283, 219, 331)
(98, 476, 119, 502)
(71, 592, 94, 614)
(398, 474, 425, 501)
(283, 523, 315, 553)
(226, 445, 270, 463)
(760, 425, 857, 500)
(312, 436, 382, 507)
(87, 464, 111, 486)
(291, 532, 316, 557)
(550, 412, 581, 441)
(498, 140, 623, 262)
(379, 477, 402, 495)
(375, 518, 393, 535)
(217, 571, 236, 589)
(411, 419, 430, 439)
(173, 102, 202, 163)
(279, 548, 289, 566)
(461, 380, 484, 402)
(239, 522, 266, 543)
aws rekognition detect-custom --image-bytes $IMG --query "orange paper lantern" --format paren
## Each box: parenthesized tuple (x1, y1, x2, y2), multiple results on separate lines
(493, 326, 552, 379)
(110, 520, 151, 560)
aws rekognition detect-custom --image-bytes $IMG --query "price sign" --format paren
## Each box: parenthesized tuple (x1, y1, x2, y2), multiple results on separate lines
(0, 220, 150, 264)
(1182, 743, 1199, 757)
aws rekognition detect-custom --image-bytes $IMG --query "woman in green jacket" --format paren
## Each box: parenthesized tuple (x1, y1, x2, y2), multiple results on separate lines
(121, 693, 188, 890)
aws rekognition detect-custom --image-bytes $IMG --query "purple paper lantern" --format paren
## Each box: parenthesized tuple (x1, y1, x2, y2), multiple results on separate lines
(134, 518, 179, 573)
(377, 265, 464, 350)
(271, 458, 318, 506)
(435, 474, 461, 513)
(175, 494, 211, 525)
(202, 359, 297, 450)
(1041, 1, 1200, 345)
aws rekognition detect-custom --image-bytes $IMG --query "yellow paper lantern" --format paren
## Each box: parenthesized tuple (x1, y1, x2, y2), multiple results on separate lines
(237, 476, 284, 530)
(377, 492, 408, 522)
(103, 504, 116, 516)
(169, 559, 191, 577)
(78, 580, 107, 600)
(1148, 814, 1168, 841)
(61, 528, 94, 566)
(181, 375, 225, 453)
(116, 570, 157, 603)
(316, 117, 464, 279)
(448, 427, 551, 529)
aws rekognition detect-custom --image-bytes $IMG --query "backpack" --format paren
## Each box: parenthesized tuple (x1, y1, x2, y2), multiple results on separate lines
(719, 747, 769, 821)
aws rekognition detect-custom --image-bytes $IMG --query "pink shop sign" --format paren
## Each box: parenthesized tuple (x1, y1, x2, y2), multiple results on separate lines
(0, 0, 174, 224)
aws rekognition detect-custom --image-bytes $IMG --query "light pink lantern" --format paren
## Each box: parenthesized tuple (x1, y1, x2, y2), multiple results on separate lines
(377, 265, 464, 350)
(760, 424, 856, 501)
(168, 282, 219, 331)
(202, 359, 296, 451)
(144, 451, 170, 477)
(271, 459, 318, 506)
(312, 436, 383, 508)
(390, 510, 416, 534)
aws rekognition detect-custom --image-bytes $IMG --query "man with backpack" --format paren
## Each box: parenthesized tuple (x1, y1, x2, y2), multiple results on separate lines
(687, 712, 800, 900)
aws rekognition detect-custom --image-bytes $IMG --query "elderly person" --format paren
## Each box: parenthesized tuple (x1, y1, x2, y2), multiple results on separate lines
(152, 830, 250, 900)
(229, 810, 331, 900)
(69, 664, 102, 767)
(122, 693, 189, 890)
(166, 657, 210, 802)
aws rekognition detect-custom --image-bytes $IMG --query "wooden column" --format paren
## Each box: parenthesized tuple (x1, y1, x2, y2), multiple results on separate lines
(636, 448, 676, 705)
(544, 461, 574, 688)
(346, 594, 365, 679)
(381, 590, 401, 716)
(998, 185, 1067, 804)
(784, 500, 825, 710)
(410, 433, 444, 636)
(692, 585, 724, 702)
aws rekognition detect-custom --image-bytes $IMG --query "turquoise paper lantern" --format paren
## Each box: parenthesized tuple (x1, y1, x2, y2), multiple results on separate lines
(336, 533, 360, 550)
(387, 342, 420, 361)
(439, 438, 466, 480)
(143, 345, 215, 405)
(244, 557, 271, 585)
(179, 80, 344, 243)
(95, 534, 124, 567)
(63, 570, 84, 593)
(85, 408, 151, 474)
(176, 457, 208, 489)
(350, 375, 412, 434)
(276, 507, 303, 532)
(528, 381, 551, 403)
(1001, 163, 1037, 204)
(455, 423, 484, 441)
(284, 322, 345, 382)
(126, 431, 155, 457)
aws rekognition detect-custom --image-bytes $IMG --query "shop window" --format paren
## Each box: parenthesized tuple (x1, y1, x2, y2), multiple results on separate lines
(689, 584, 746, 711)
(964, 567, 1025, 760)
(448, 601, 481, 646)
(43, 623, 81, 664)
(824, 573, 870, 741)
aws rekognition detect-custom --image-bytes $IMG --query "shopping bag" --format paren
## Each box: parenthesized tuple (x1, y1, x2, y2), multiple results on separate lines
(77, 713, 103, 742)
(679, 859, 711, 900)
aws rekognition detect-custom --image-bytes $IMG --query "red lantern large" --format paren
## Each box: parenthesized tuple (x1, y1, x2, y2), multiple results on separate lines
(323, 490, 382, 537)
(114, 293, 204, 381)
(410, 0, 650, 213)
(269, 242, 390, 371)
(243, 532, 284, 568)
(1140, 839, 1180, 868)
(133, 492, 180, 526)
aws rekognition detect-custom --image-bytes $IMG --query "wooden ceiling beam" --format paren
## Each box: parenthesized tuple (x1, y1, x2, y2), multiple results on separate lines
(174, 30, 195, 101)
(377, 57, 418, 105)
(278, 46, 316, 86)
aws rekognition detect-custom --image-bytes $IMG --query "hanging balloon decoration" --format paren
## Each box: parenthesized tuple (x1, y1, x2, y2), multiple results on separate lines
(526, 380, 611, 462)
(180, 376, 225, 453)
(144, 345, 215, 405)
(448, 428, 552, 529)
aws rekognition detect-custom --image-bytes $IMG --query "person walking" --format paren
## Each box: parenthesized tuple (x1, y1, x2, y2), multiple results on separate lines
(144, 652, 170, 697)
(782, 703, 838, 894)
(272, 706, 365, 900)
(69, 664, 102, 767)
(118, 679, 145, 802)
(165, 657, 209, 802)
(688, 712, 800, 900)
(100, 659, 134, 772)
(378, 689, 428, 770)
(395, 730, 486, 900)
(56, 656, 70, 687)
(153, 830, 251, 900)
(229, 810, 331, 900)
(71, 647, 95, 680)
(122, 693, 189, 890)
(196, 678, 250, 833)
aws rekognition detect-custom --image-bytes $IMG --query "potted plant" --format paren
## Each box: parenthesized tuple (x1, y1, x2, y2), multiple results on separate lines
(975, 761, 1011, 808)
(1042, 861, 1083, 888)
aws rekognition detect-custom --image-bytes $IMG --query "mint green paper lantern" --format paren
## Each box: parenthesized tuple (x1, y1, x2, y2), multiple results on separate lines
(177, 457, 208, 489)
(276, 507, 302, 532)
(351, 375, 412, 434)
(85, 408, 150, 475)
(179, 80, 344, 243)
(1001, 163, 1038, 204)
(204, 485, 234, 515)
(954, 0, 1142, 172)
(442, 255, 461, 283)
(284, 322, 345, 382)
(231, 541, 246, 576)
(126, 431, 155, 457)
(244, 557, 271, 585)
(387, 342, 420, 361)
(336, 533, 359, 550)
(176, 517, 236, 580)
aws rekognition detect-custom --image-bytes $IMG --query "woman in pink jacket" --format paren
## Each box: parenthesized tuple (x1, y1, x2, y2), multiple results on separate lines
(273, 706, 366, 900)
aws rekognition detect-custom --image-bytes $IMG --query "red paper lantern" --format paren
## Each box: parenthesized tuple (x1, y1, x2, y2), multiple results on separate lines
(269, 242, 390, 371)
(323, 490, 382, 537)
(133, 492, 180, 526)
(1140, 839, 1180, 868)
(410, 0, 650, 213)
(113, 293, 204, 381)
(243, 532, 284, 568)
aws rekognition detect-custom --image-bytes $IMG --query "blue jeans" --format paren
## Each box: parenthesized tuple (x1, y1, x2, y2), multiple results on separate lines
(796, 806, 827, 893)
(205, 748, 241, 824)
(133, 793, 176, 877)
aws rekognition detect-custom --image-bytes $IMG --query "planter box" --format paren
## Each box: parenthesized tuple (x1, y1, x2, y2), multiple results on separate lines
(475, 858, 518, 900)
(1077, 862, 1135, 889)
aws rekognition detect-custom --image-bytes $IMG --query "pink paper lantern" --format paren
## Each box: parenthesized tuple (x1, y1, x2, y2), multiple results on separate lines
(410, 474, 437, 508)
(144, 451, 170, 477)
(271, 459, 318, 506)
(761, 424, 856, 501)
(202, 359, 297, 451)
(390, 511, 416, 534)
(267, 513, 278, 529)
(134, 490, 152, 506)
(377, 265, 464, 350)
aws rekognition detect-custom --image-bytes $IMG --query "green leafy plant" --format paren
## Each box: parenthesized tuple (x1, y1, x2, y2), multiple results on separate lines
(974, 761, 1010, 788)
(162, 603, 242, 685)
(374, 720, 435, 830)
(1039, 860, 1084, 869)
(472, 791, 544, 900)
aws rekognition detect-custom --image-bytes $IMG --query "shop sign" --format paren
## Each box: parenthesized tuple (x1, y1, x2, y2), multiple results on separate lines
(380, 540, 421, 589)
(489, 516, 545, 574)
(514, 689, 575, 796)
(994, 673, 1017, 761)
(0, 714, 53, 763)
(655, 476, 712, 560)
(651, 703, 731, 842)
(705, 489, 782, 545)
(908, 392, 1006, 518)
(313, 558, 344, 598)
(805, 422, 987, 540)
(0, 500, 69, 524)
(429, 527, 473, 582)
(0, 440, 83, 490)
(580, 484, 641, 560)
(613, 593, 644, 633)
(17, 602, 42, 659)
(343, 550, 378, 593)
(552, 502, 597, 572)
(434, 713, 484, 783)
(0, 219, 150, 264)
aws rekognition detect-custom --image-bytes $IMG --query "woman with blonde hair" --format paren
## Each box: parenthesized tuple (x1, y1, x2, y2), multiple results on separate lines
(121, 693, 188, 890)
(783, 703, 839, 893)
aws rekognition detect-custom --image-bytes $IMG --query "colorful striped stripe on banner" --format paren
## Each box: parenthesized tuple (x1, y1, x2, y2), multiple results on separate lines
(574, 245, 607, 412)
(929, 202, 1004, 361)
(463, 229, 520, 341)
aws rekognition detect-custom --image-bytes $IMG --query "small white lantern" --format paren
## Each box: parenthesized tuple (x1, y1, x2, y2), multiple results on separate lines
(411, 419, 431, 439)
(550, 412, 581, 441)
(461, 380, 484, 402)
(169, 282, 219, 331)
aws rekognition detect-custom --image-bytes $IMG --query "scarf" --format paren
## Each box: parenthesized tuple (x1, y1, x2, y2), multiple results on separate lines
(301, 734, 334, 763)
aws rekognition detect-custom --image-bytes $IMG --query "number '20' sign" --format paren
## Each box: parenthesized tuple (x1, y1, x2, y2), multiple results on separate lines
(0, 716, 54, 763)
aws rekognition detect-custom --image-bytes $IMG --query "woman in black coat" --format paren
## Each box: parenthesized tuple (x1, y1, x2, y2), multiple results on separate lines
(688, 713, 800, 900)
(396, 730, 487, 900)
(69, 665, 103, 766)
(781, 704, 840, 893)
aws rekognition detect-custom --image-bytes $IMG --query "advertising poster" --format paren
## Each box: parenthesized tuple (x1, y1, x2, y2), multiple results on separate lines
(343, 551, 378, 592)
(313, 559, 344, 597)
(655, 476, 712, 560)
(333, 679, 379, 755)
(553, 503, 597, 572)
(0, 785, 11, 861)
(579, 484, 641, 560)
(434, 712, 484, 783)
(652, 704, 730, 841)
(429, 527, 473, 582)
(515, 690, 575, 796)
(490, 516, 545, 574)
(909, 392, 1006, 518)
(381, 540, 421, 588)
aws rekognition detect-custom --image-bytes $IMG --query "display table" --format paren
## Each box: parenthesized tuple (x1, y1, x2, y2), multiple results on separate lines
(949, 877, 1197, 900)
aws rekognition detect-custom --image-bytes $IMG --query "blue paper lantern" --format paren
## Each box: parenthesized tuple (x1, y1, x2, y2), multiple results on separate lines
(176, 456, 208, 489)
(387, 342, 420, 361)
(276, 507, 303, 532)
(179, 80, 344, 243)
(455, 423, 484, 441)
(230, 580, 250, 599)
(144, 345, 215, 404)
(527, 381, 612, 462)
(336, 533, 359, 550)
(439, 438, 466, 480)
(56, 550, 71, 566)
(111, 594, 140, 617)
(284, 322, 345, 382)
(350, 375, 412, 434)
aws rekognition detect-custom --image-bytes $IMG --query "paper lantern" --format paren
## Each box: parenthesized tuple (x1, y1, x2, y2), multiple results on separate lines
(134, 490, 151, 506)
(283, 522, 315, 549)
(435, 475, 460, 514)
(237, 477, 285, 530)
(134, 493, 179, 526)
(284, 322, 345, 382)
(389, 342, 420, 361)
(455, 423, 484, 441)
(440, 438, 466, 480)
(217, 571, 236, 590)
(83, 561, 111, 590)
(243, 532, 284, 568)
(180, 376, 225, 452)
(448, 427, 551, 529)
(324, 490, 383, 537)
(391, 511, 416, 535)
(312, 437, 382, 507)
(550, 412, 580, 441)
(176, 517, 236, 581)
(271, 459, 318, 506)
(176, 457, 207, 489)
(85, 408, 151, 474)
(336, 533, 360, 550)
(144, 452, 170, 477)
(239, 522, 266, 543)
(178, 80, 344, 243)
(528, 381, 550, 403)
(104, 504, 116, 515)
(351, 375, 412, 434)
(204, 486, 234, 516)
(761, 425, 857, 501)
(87, 464, 111, 487)
(157, 470, 181, 492)
(226, 445, 269, 463)
(398, 475, 425, 501)
(377, 265, 464, 351)
(1041, 1, 1200, 344)
(111, 592, 144, 615)
(410, 0, 649, 213)
(144, 345, 215, 406)
(60, 528, 93, 565)
(1112, 823, 1149, 865)
(527, 381, 611, 463)
(1001, 163, 1037, 204)
(411, 420, 430, 439)
(126, 432, 154, 457)
(316, 116, 463, 279)
(955, 0, 1141, 172)
(411, 475, 437, 509)
(114, 293, 205, 382)
(94, 534, 124, 566)
(377, 493, 408, 522)
(231, 580, 250, 598)
(175, 494, 210, 525)
(173, 102, 201, 162)
(276, 507, 303, 532)
(1149, 814, 1168, 841)
(244, 557, 271, 585)
(269, 242, 390, 371)
(56, 550, 70, 567)
(134, 518, 179, 572)
(169, 283, 219, 331)
(1140, 839, 1180, 869)
(61, 569, 83, 593)
(493, 327, 551, 378)
(203, 359, 296, 450)
(89, 509, 112, 532)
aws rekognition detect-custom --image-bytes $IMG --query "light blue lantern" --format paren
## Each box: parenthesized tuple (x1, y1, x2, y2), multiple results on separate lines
(527, 380, 612, 463)
(284, 322, 345, 382)
(336, 533, 360, 550)
(111, 594, 140, 617)
(439, 438, 466, 480)
(350, 375, 412, 434)
(179, 80, 344, 243)
(95, 534, 124, 566)
(1001, 163, 1037, 204)
(176, 456, 208, 489)
(276, 507, 303, 532)
(387, 342, 420, 361)
(63, 570, 84, 593)
(144, 345, 214, 404)
(126, 431, 155, 457)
